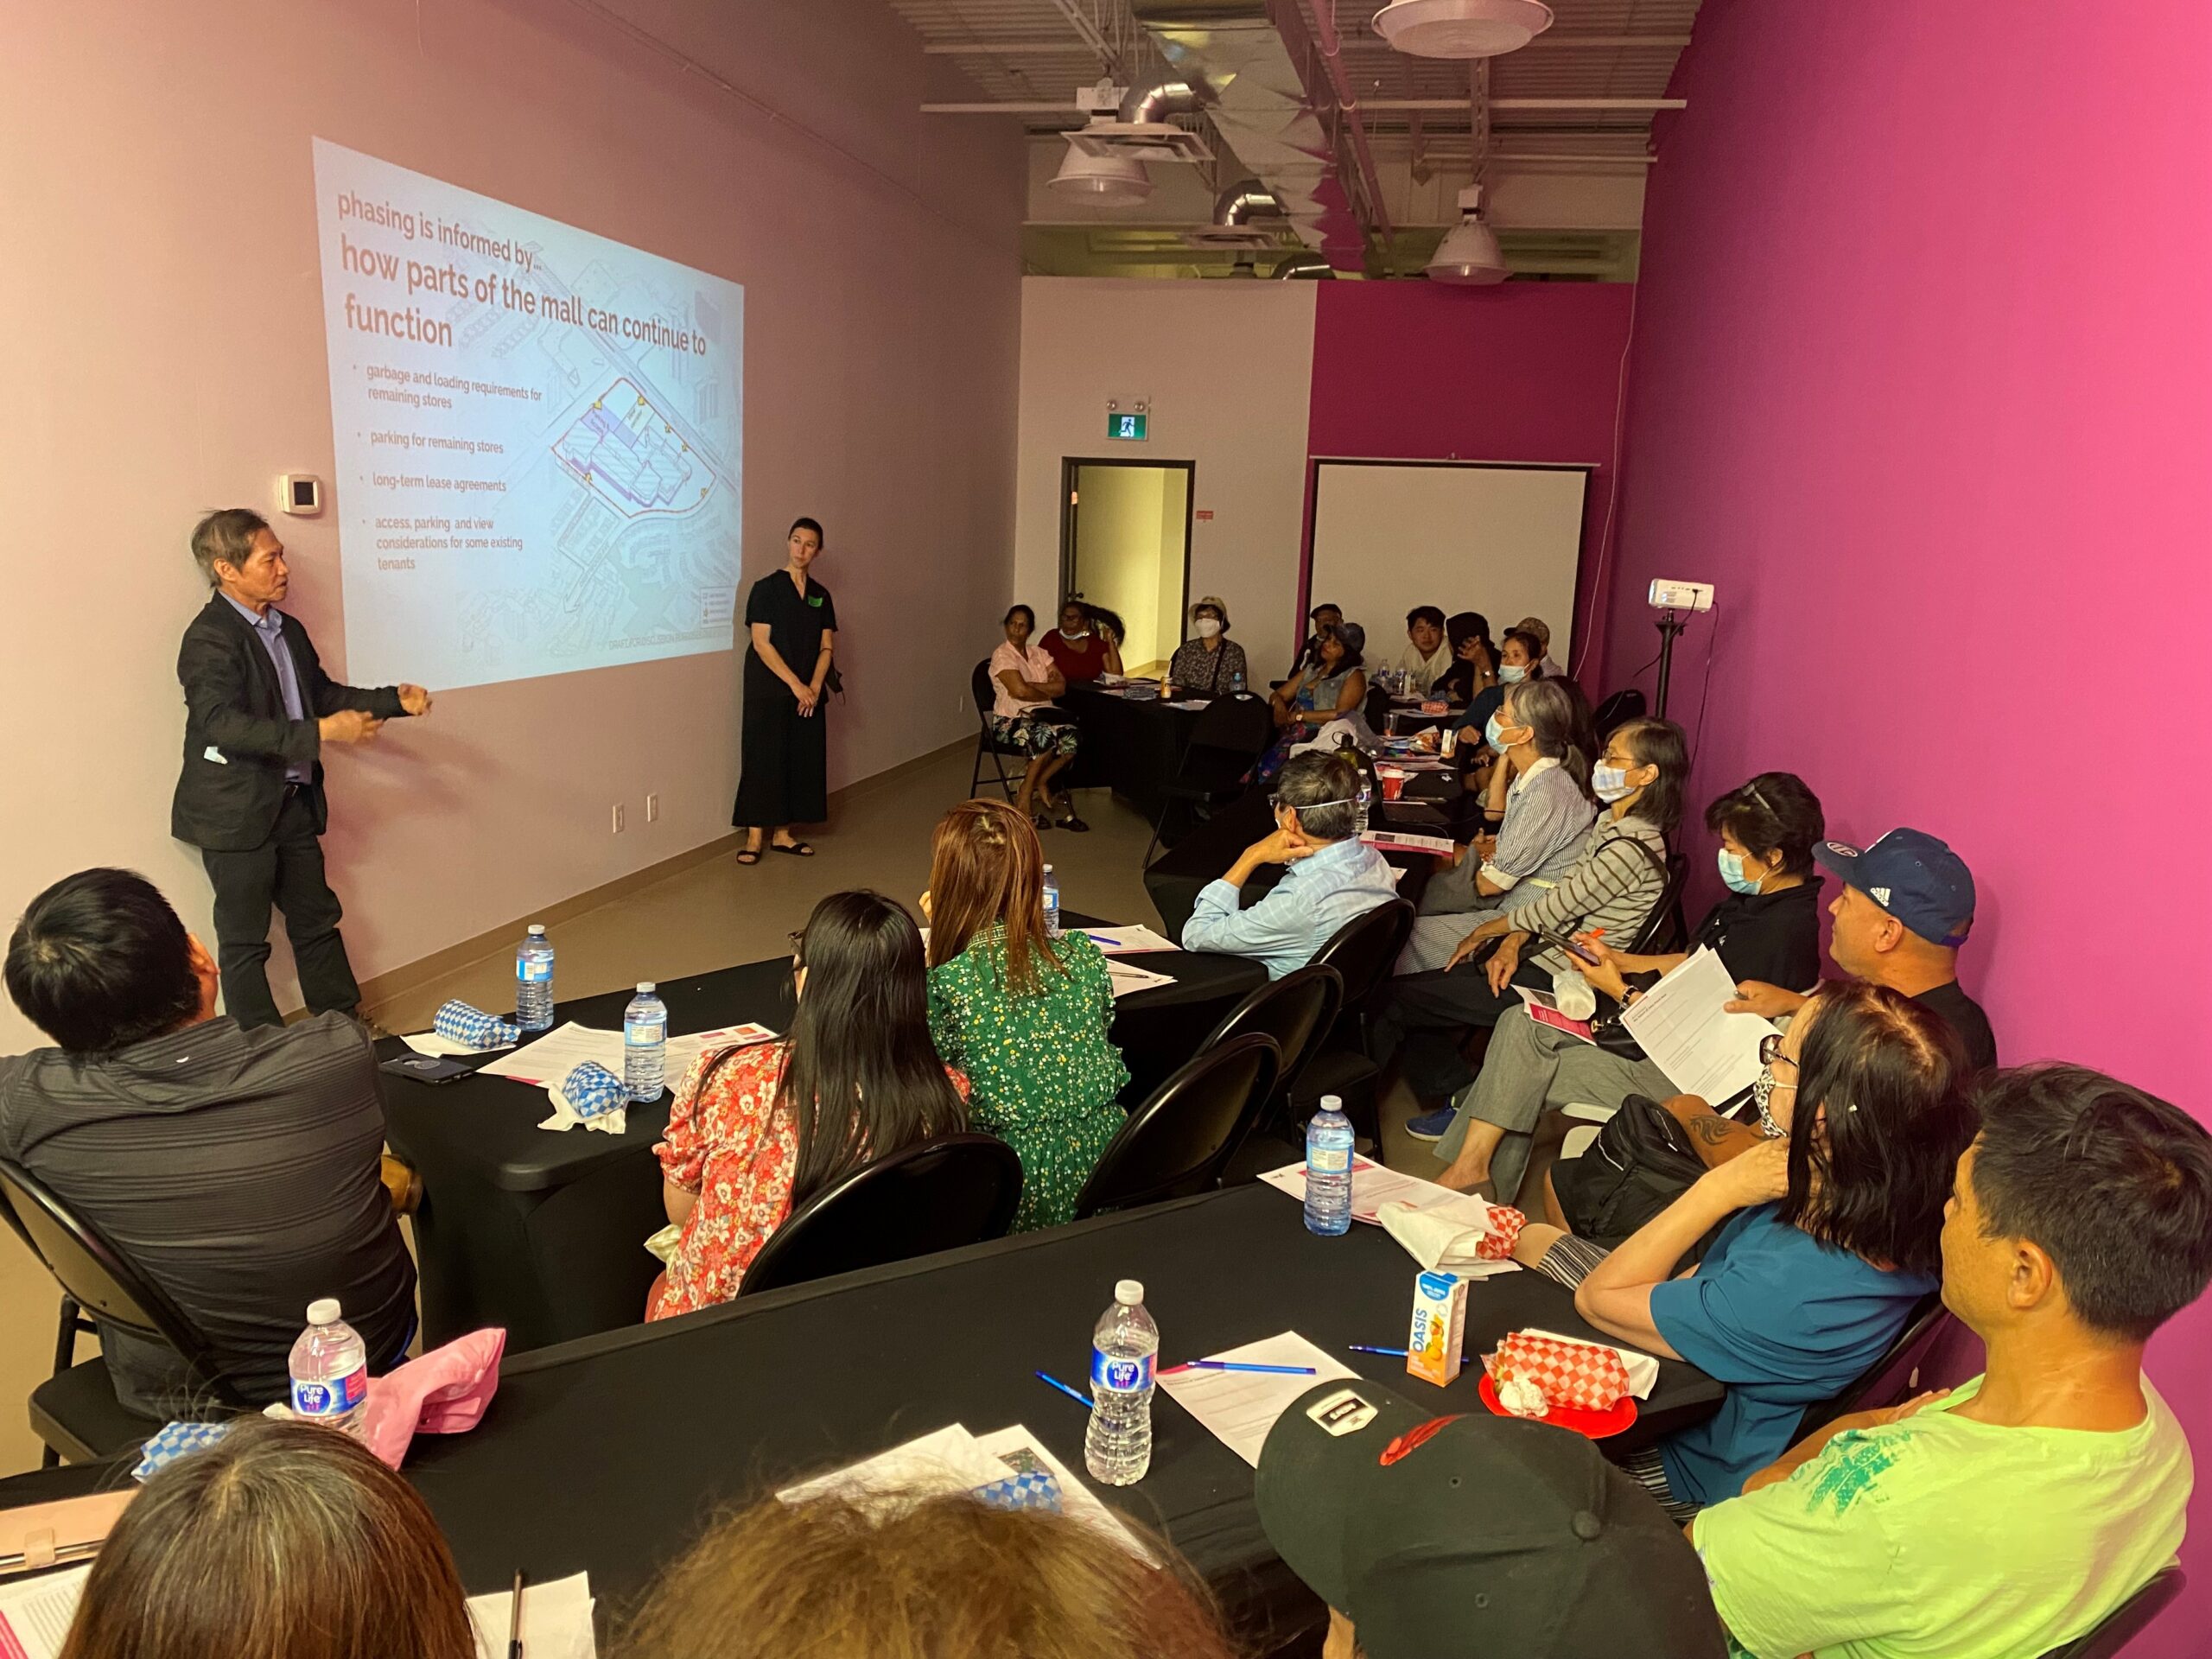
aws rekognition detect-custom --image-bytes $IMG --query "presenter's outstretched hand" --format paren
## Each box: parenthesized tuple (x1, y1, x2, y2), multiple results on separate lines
(398, 684, 434, 716)
(320, 709, 383, 745)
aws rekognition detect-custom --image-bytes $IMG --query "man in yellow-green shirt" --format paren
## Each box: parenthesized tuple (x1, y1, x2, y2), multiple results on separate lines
(1692, 1064, 2209, 1659)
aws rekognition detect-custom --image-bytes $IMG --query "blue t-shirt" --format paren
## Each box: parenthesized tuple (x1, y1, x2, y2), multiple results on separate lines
(1648, 1203, 1936, 1508)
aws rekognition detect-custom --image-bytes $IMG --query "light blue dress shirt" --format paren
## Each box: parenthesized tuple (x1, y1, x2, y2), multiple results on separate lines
(1181, 835, 1402, 979)
(222, 593, 312, 785)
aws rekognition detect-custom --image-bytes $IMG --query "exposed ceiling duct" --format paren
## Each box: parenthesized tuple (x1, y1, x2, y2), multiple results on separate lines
(1186, 178, 1287, 247)
(1129, 0, 1376, 270)
(1050, 73, 1213, 203)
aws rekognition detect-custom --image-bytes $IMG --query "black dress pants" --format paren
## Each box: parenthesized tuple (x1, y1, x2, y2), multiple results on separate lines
(200, 788, 359, 1029)
(1369, 957, 1554, 1099)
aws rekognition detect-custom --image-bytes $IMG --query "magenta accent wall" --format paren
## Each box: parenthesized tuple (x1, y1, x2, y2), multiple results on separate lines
(1305, 283, 1634, 679)
(1600, 4, 2212, 1648)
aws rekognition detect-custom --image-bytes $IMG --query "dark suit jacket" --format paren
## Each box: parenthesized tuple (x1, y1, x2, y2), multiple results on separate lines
(171, 594, 404, 851)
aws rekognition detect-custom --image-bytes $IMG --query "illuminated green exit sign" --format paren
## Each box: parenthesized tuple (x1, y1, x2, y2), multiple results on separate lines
(1108, 410, 1148, 442)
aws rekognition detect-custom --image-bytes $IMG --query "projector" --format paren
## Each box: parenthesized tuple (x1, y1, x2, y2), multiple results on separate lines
(1648, 579, 1714, 613)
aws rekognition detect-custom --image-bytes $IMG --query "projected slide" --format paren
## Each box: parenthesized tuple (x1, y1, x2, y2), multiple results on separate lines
(310, 138, 743, 690)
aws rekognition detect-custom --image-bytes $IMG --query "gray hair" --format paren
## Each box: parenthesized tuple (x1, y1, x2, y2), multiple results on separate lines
(1275, 751, 1363, 842)
(190, 508, 270, 588)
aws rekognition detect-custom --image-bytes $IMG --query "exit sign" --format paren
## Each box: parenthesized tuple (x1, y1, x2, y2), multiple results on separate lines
(1108, 410, 1148, 442)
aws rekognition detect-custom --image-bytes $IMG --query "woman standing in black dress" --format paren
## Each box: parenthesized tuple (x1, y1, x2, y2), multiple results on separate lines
(733, 517, 836, 864)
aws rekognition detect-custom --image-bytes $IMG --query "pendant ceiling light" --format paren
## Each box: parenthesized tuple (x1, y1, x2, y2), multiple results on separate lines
(1371, 0, 1554, 59)
(1049, 140, 1152, 203)
(1427, 185, 1509, 284)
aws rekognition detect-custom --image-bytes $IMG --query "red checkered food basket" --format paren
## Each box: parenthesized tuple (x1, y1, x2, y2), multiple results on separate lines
(1473, 1203, 1526, 1261)
(1482, 1330, 1631, 1413)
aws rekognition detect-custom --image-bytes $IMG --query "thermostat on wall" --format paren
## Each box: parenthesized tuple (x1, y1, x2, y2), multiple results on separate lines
(278, 474, 324, 517)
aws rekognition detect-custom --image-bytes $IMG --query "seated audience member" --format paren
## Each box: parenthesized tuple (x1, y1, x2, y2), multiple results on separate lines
(1266, 622, 1367, 762)
(1514, 613, 1566, 679)
(925, 800, 1128, 1231)
(1286, 601, 1346, 680)
(1439, 626, 1547, 790)
(1728, 827, 1996, 1071)
(1182, 751, 1399, 978)
(617, 1489, 1238, 1659)
(1373, 716, 1685, 1108)
(1419, 772, 1826, 1189)
(1401, 678, 1597, 972)
(59, 1417, 475, 1659)
(1040, 598, 1123, 683)
(1694, 1065, 2212, 1659)
(1393, 605, 1453, 693)
(1545, 823, 1998, 1236)
(1256, 1376, 1727, 1659)
(989, 604, 1086, 832)
(1428, 609, 1497, 704)
(648, 889, 968, 1319)
(1510, 981, 1975, 1519)
(1163, 595, 1249, 697)
(0, 869, 414, 1414)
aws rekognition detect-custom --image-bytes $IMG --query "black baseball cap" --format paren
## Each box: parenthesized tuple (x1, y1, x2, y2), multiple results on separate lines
(1813, 828, 1976, 947)
(1255, 1379, 1725, 1659)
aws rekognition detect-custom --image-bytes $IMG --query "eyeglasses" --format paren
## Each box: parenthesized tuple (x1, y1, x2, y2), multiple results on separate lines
(1758, 1032, 1799, 1084)
(787, 929, 805, 968)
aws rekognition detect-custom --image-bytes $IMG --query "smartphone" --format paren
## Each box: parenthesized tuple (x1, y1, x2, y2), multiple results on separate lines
(1539, 930, 1603, 966)
(378, 1053, 474, 1084)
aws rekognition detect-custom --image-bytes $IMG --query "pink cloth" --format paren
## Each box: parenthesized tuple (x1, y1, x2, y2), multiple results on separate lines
(359, 1328, 506, 1468)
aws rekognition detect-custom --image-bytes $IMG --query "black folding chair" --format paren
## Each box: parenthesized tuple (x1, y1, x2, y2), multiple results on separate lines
(1591, 687, 1646, 741)
(0, 1158, 250, 1464)
(1792, 1290, 1954, 1443)
(2039, 1568, 2184, 1659)
(1203, 963, 1343, 1126)
(740, 1133, 1024, 1298)
(1626, 849, 1691, 955)
(1142, 694, 1275, 864)
(1074, 1033, 1281, 1218)
(1287, 899, 1415, 1128)
(969, 659, 1028, 801)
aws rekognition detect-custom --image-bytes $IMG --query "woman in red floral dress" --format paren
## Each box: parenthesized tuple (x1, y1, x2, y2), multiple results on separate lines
(647, 890, 969, 1320)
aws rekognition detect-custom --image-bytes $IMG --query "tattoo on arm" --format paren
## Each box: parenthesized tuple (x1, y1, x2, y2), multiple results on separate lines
(1688, 1116, 1736, 1145)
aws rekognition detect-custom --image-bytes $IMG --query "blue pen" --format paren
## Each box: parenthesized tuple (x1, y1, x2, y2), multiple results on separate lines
(1087, 931, 1122, 948)
(1034, 1370, 1092, 1409)
(1162, 1361, 1317, 1376)
(1351, 1344, 1472, 1363)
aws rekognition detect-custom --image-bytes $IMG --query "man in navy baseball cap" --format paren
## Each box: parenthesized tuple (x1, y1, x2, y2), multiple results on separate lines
(1727, 827, 1996, 1071)
(1256, 1377, 1726, 1659)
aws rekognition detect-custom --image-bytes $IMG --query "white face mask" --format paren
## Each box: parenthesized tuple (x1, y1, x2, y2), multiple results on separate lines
(1195, 617, 1223, 639)
(1059, 627, 1090, 640)
(1592, 764, 1635, 802)
(1498, 664, 1528, 683)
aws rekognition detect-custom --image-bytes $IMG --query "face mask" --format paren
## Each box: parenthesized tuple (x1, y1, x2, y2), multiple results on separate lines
(1195, 618, 1223, 639)
(1751, 1068, 1790, 1139)
(1060, 627, 1089, 640)
(1498, 664, 1528, 683)
(1718, 849, 1764, 895)
(1484, 713, 1507, 754)
(1592, 764, 1635, 802)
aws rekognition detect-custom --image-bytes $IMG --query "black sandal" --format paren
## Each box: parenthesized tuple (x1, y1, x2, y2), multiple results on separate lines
(769, 839, 815, 857)
(735, 848, 761, 866)
(1058, 812, 1090, 833)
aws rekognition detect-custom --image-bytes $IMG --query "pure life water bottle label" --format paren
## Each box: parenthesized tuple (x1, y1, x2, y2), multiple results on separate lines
(1093, 1349, 1154, 1393)
(518, 956, 552, 982)
(292, 1367, 367, 1417)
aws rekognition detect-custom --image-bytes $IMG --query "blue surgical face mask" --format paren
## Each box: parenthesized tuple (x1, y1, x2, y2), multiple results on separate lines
(1592, 764, 1634, 802)
(1484, 713, 1507, 753)
(1718, 848, 1764, 894)
(1497, 664, 1528, 683)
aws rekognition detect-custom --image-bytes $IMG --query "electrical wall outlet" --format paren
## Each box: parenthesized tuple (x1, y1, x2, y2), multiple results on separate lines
(612, 803, 626, 833)
(645, 792, 660, 823)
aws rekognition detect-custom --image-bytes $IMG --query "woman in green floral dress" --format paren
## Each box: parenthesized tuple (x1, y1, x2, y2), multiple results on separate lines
(924, 799, 1129, 1231)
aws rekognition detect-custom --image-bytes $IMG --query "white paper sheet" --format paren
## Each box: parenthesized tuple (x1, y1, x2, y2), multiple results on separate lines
(477, 1021, 778, 1088)
(1079, 925, 1181, 956)
(1361, 830, 1455, 855)
(0, 1565, 90, 1659)
(467, 1571, 598, 1659)
(776, 1424, 1014, 1508)
(1156, 1332, 1357, 1467)
(1103, 959, 1177, 1000)
(1618, 945, 1777, 1103)
(972, 1426, 1147, 1559)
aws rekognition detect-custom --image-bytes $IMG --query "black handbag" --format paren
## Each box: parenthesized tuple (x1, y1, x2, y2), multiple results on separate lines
(1553, 1093, 1727, 1258)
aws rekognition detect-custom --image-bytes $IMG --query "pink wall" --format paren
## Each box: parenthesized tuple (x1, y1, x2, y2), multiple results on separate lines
(1306, 282, 1635, 677)
(1601, 4, 2212, 1649)
(0, 0, 1024, 1045)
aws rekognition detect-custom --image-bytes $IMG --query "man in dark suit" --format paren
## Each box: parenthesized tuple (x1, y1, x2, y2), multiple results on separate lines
(172, 509, 432, 1029)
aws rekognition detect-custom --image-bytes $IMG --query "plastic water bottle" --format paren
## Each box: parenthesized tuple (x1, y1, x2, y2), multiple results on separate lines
(1230, 670, 1246, 697)
(624, 982, 667, 1102)
(1084, 1279, 1160, 1486)
(1305, 1095, 1355, 1236)
(288, 1298, 368, 1437)
(1042, 865, 1062, 938)
(515, 924, 555, 1030)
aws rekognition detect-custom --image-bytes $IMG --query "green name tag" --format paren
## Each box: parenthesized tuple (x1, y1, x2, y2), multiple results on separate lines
(806, 594, 823, 607)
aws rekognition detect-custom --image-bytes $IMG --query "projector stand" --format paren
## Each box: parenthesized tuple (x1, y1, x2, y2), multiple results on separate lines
(1652, 610, 1689, 721)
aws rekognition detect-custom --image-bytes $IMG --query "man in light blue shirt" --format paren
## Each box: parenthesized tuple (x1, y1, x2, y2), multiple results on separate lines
(1181, 752, 1401, 979)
